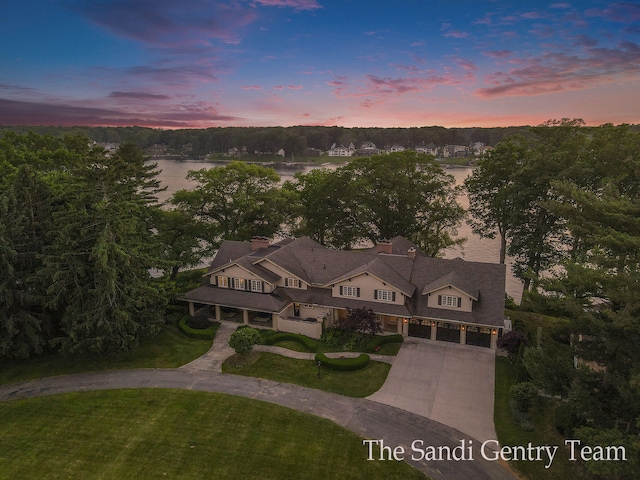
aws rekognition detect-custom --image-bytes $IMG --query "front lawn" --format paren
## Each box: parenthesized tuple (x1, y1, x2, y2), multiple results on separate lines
(0, 325, 213, 386)
(0, 389, 426, 480)
(222, 352, 391, 397)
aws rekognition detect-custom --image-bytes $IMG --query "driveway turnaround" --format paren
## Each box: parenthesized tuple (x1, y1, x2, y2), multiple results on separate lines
(0, 369, 516, 480)
(367, 338, 498, 443)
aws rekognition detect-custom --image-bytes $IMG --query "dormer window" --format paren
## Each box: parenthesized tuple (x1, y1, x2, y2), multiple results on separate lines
(340, 285, 360, 297)
(285, 278, 301, 288)
(234, 278, 245, 290)
(439, 295, 462, 307)
(217, 276, 229, 288)
(375, 289, 396, 301)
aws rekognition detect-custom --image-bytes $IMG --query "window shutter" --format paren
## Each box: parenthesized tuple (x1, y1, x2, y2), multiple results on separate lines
(246, 280, 250, 291)
(392, 292, 396, 302)
(457, 297, 462, 307)
(356, 287, 361, 298)
(340, 286, 343, 295)
(374, 290, 378, 300)
(438, 295, 442, 305)
(261, 282, 265, 292)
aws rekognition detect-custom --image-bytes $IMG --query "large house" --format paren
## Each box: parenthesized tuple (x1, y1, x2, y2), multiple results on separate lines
(180, 236, 506, 349)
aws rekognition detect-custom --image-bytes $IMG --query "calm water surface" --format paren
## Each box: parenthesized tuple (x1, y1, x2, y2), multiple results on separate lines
(150, 158, 523, 302)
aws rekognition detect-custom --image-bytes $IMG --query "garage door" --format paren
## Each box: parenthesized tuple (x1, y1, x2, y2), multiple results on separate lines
(436, 322, 460, 343)
(465, 326, 492, 348)
(408, 319, 432, 338)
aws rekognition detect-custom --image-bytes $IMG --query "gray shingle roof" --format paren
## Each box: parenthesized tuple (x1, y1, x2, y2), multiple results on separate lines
(188, 236, 506, 327)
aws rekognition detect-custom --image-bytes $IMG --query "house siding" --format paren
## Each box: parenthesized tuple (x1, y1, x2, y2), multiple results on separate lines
(332, 274, 404, 305)
(426, 286, 473, 312)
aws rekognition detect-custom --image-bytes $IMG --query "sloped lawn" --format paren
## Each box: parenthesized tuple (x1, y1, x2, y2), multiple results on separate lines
(0, 389, 426, 480)
(0, 325, 212, 386)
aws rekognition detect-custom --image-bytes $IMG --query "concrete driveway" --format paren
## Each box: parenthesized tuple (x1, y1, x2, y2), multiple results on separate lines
(367, 338, 497, 443)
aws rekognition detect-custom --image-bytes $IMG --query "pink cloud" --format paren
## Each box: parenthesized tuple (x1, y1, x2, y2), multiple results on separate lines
(241, 85, 263, 90)
(483, 50, 513, 58)
(443, 30, 470, 39)
(476, 41, 640, 97)
(0, 98, 239, 128)
(287, 85, 303, 90)
(251, 0, 322, 11)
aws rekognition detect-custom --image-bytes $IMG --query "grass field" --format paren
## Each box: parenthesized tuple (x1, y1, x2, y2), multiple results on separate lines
(223, 352, 391, 397)
(0, 389, 426, 480)
(0, 325, 212, 386)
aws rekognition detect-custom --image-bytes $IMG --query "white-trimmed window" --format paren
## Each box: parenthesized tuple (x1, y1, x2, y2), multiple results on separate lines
(340, 285, 360, 297)
(285, 277, 301, 288)
(438, 295, 461, 307)
(234, 278, 245, 290)
(375, 289, 395, 301)
(217, 276, 228, 288)
(251, 279, 263, 292)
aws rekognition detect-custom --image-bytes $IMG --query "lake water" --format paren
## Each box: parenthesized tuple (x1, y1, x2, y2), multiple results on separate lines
(150, 158, 523, 302)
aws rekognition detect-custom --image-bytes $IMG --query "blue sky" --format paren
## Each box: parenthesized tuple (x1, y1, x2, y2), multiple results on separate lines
(1, 0, 639, 128)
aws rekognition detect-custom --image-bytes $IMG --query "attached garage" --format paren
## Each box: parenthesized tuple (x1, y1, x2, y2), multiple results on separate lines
(465, 326, 492, 348)
(436, 322, 461, 343)
(408, 318, 432, 338)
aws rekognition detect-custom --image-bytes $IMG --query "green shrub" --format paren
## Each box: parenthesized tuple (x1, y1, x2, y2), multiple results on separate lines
(186, 314, 211, 329)
(178, 316, 218, 340)
(263, 332, 317, 352)
(314, 353, 370, 371)
(364, 334, 403, 353)
(229, 327, 262, 355)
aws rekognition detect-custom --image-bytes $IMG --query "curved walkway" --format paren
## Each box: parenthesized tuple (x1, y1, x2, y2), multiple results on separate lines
(0, 325, 517, 480)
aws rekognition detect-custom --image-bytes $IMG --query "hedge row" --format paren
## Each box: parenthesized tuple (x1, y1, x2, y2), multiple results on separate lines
(178, 316, 219, 340)
(365, 334, 404, 353)
(314, 352, 370, 371)
(262, 332, 318, 352)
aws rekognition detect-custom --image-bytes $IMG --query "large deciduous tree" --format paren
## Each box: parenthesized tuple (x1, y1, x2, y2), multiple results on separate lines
(288, 151, 464, 255)
(171, 161, 296, 248)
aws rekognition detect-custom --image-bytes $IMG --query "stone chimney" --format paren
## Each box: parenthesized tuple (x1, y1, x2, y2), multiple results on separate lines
(376, 239, 393, 254)
(407, 247, 416, 259)
(251, 236, 270, 251)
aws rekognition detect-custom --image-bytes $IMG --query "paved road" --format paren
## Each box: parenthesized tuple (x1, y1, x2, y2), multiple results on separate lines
(0, 323, 517, 480)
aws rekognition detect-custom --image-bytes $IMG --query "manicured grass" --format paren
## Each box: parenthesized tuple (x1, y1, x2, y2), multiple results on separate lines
(0, 389, 426, 480)
(494, 357, 585, 479)
(0, 325, 213, 386)
(222, 352, 391, 397)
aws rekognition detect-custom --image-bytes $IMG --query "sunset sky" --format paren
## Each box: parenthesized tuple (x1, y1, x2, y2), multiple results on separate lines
(1, 0, 639, 128)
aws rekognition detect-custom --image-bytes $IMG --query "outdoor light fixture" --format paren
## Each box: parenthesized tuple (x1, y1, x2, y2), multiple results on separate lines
(404, 318, 408, 323)
(461, 326, 465, 330)
(492, 329, 497, 335)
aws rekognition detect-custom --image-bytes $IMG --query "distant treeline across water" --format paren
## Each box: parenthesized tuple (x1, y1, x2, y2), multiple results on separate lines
(0, 124, 550, 158)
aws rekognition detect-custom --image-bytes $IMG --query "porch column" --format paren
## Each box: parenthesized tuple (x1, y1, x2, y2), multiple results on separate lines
(430, 321, 437, 341)
(188, 302, 195, 316)
(215, 305, 221, 322)
(243, 309, 249, 325)
(402, 318, 408, 336)
(460, 325, 467, 345)
(271, 313, 277, 330)
(397, 318, 403, 335)
(490, 328, 498, 350)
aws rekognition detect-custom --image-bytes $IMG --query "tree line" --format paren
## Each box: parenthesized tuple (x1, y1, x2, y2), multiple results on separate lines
(0, 124, 538, 157)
